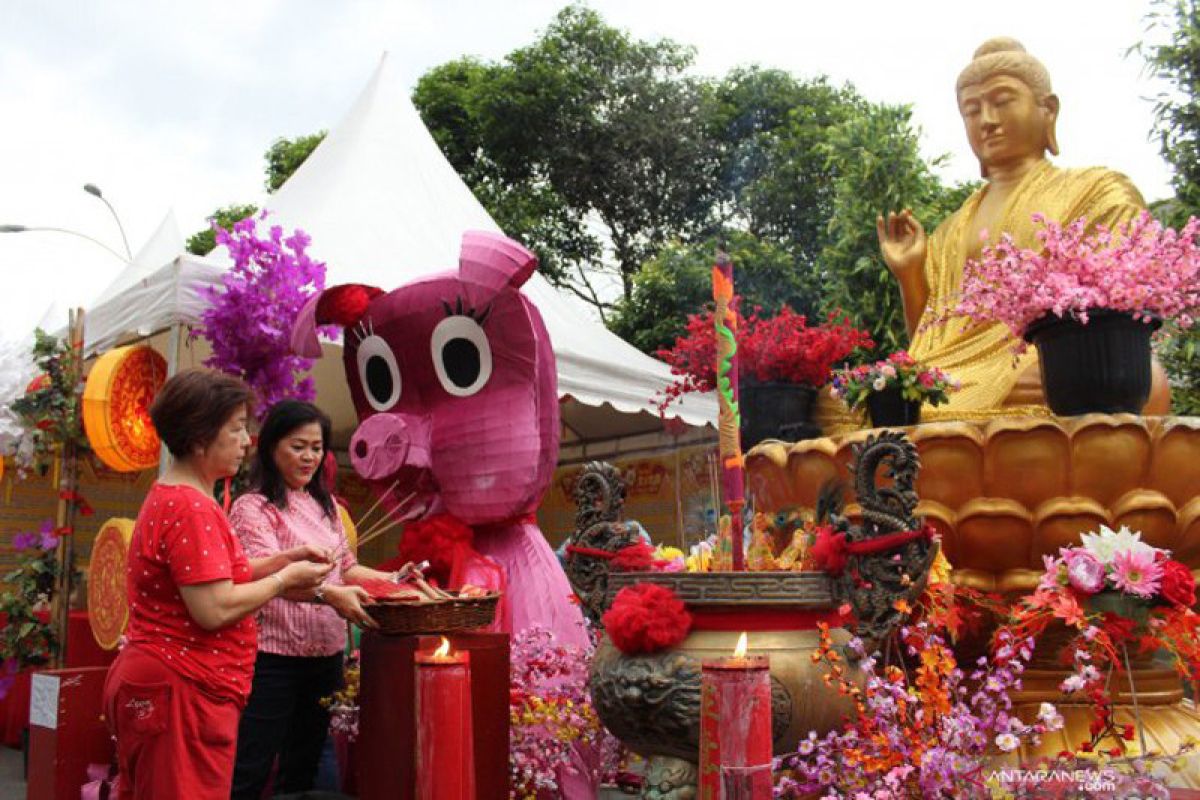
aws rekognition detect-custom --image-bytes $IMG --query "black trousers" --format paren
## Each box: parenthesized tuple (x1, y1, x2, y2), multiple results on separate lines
(231, 651, 344, 799)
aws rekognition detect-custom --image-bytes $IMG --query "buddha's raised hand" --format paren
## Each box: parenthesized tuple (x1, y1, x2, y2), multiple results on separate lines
(876, 209, 927, 278)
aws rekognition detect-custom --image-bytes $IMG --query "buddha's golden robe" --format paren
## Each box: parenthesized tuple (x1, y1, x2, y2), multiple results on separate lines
(817, 161, 1145, 433)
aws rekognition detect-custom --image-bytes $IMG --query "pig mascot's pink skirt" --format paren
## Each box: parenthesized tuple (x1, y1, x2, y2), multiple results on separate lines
(474, 520, 597, 799)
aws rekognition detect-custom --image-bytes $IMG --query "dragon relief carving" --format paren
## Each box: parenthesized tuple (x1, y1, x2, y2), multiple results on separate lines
(589, 647, 794, 763)
(819, 430, 938, 646)
(563, 461, 641, 624)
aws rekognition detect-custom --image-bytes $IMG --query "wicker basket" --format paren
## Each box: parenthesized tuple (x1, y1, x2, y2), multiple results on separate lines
(367, 593, 501, 635)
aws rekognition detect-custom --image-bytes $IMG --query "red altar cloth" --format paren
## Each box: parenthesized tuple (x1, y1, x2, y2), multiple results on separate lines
(0, 612, 115, 748)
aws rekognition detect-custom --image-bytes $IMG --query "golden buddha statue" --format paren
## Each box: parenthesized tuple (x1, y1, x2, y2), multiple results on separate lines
(819, 37, 1170, 431)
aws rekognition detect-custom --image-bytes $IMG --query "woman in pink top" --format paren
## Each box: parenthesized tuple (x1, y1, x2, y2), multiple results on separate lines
(229, 400, 403, 799)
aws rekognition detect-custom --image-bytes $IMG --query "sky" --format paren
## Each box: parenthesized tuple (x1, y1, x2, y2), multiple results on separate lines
(0, 0, 1179, 340)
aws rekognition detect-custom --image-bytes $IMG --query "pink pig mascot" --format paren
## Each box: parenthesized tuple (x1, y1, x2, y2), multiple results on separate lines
(292, 232, 596, 797)
(291, 231, 600, 796)
(291, 231, 589, 651)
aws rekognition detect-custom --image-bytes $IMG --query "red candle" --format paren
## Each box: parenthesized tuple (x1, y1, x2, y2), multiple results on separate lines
(699, 632, 772, 799)
(415, 637, 475, 800)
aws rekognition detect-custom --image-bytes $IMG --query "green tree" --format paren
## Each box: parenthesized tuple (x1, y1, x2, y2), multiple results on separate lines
(264, 132, 326, 192)
(608, 230, 820, 353)
(817, 103, 977, 351)
(184, 203, 259, 256)
(1138, 0, 1200, 414)
(414, 5, 720, 310)
(706, 68, 864, 260)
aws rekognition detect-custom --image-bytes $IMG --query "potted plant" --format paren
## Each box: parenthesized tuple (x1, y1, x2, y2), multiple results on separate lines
(830, 351, 958, 428)
(944, 211, 1199, 416)
(657, 306, 874, 446)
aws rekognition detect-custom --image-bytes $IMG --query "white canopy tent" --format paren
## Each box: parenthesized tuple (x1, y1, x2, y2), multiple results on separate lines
(82, 209, 217, 359)
(80, 54, 716, 454)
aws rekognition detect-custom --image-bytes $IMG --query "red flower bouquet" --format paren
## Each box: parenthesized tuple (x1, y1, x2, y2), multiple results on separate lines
(655, 305, 874, 413)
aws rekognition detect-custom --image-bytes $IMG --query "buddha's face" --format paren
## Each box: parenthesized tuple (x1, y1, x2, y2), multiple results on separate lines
(957, 74, 1055, 172)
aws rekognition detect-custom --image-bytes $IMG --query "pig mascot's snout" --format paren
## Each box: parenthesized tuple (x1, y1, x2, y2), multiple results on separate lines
(348, 413, 433, 482)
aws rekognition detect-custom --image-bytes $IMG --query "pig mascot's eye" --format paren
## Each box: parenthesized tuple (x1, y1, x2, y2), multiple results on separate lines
(430, 316, 493, 397)
(356, 335, 401, 411)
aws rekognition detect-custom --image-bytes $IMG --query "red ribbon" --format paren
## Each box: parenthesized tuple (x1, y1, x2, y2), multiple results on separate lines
(565, 542, 659, 571)
(811, 523, 936, 577)
(58, 490, 94, 517)
(565, 544, 618, 561)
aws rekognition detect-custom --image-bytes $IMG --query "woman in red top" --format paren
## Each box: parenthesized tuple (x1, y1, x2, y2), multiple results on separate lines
(102, 370, 332, 800)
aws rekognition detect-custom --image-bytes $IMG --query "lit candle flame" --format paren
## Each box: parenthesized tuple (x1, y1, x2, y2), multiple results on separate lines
(733, 631, 748, 658)
(433, 637, 451, 658)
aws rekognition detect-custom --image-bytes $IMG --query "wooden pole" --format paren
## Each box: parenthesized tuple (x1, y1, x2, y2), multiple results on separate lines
(50, 307, 85, 668)
(157, 322, 182, 478)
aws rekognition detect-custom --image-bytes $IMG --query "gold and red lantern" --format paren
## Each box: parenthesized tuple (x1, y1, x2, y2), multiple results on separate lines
(83, 345, 167, 472)
(88, 517, 135, 650)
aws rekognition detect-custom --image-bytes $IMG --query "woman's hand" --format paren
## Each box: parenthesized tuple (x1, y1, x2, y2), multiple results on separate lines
(323, 584, 379, 629)
(283, 544, 331, 563)
(277, 559, 334, 592)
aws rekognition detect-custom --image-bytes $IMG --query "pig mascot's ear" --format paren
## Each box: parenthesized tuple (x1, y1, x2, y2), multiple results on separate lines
(458, 231, 538, 294)
(290, 283, 383, 358)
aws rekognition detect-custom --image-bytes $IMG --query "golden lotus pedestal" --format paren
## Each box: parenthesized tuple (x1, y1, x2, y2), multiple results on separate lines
(746, 414, 1200, 787)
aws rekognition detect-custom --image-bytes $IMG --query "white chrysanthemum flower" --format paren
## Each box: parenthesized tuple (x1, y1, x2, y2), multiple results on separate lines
(1079, 525, 1157, 564)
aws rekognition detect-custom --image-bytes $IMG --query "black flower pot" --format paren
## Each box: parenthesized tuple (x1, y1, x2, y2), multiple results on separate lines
(739, 381, 821, 448)
(865, 385, 921, 428)
(1023, 309, 1160, 416)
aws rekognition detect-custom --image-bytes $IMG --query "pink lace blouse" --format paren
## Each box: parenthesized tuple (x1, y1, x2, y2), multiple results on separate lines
(229, 491, 357, 657)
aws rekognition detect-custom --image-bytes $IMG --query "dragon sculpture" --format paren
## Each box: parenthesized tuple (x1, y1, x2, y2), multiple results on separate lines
(817, 430, 939, 646)
(563, 461, 642, 624)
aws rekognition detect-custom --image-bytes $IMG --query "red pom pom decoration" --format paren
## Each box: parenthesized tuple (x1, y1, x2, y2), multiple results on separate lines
(317, 284, 383, 327)
(602, 583, 693, 655)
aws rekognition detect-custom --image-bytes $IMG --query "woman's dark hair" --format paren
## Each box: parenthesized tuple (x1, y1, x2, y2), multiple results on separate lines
(150, 369, 254, 459)
(250, 400, 336, 519)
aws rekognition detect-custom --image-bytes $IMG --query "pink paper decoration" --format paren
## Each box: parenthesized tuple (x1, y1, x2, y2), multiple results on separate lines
(293, 231, 587, 649)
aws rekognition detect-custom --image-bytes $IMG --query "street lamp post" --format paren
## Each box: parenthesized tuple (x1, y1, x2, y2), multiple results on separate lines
(82, 183, 133, 261)
(0, 224, 131, 264)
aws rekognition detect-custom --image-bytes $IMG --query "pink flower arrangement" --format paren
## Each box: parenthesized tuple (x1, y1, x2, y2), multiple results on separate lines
(775, 622, 1062, 798)
(829, 350, 959, 411)
(1038, 525, 1189, 604)
(939, 211, 1200, 352)
(508, 626, 627, 796)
